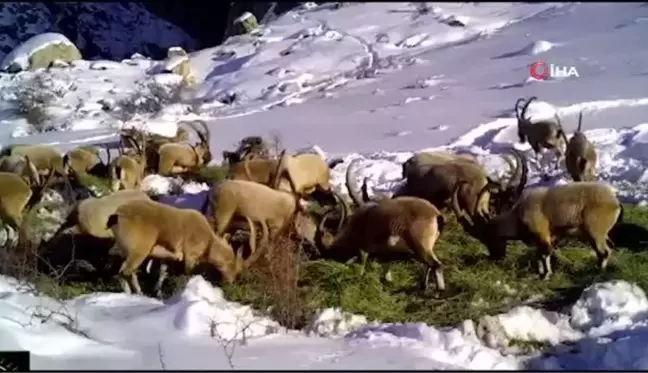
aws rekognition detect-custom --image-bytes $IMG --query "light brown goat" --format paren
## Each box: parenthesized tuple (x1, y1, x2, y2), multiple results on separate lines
(452, 180, 622, 280)
(565, 111, 597, 182)
(63, 145, 110, 176)
(0, 158, 53, 244)
(51, 189, 151, 240)
(107, 199, 254, 296)
(515, 96, 569, 172)
(317, 163, 447, 291)
(230, 151, 343, 198)
(121, 126, 190, 172)
(109, 135, 147, 192)
(157, 120, 212, 175)
(1, 144, 66, 178)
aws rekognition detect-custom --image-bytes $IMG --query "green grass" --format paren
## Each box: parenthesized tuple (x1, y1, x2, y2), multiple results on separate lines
(222, 204, 648, 327)
(29, 203, 648, 330)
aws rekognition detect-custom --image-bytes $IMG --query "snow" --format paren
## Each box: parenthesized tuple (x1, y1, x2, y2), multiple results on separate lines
(0, 33, 77, 71)
(1, 2, 648, 370)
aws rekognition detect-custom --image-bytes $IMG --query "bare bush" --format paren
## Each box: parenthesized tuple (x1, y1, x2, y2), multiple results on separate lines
(240, 229, 310, 329)
(114, 77, 183, 121)
(12, 72, 70, 132)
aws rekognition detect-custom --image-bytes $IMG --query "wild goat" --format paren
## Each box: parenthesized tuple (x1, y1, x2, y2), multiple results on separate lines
(52, 190, 151, 240)
(157, 120, 212, 175)
(1, 144, 66, 178)
(121, 126, 190, 172)
(106, 199, 256, 296)
(0, 158, 54, 243)
(515, 96, 568, 172)
(565, 111, 597, 182)
(63, 145, 112, 177)
(222, 136, 270, 165)
(210, 151, 338, 248)
(317, 160, 447, 291)
(451, 180, 622, 280)
(230, 149, 343, 207)
(109, 134, 147, 192)
(401, 151, 479, 180)
(394, 148, 527, 219)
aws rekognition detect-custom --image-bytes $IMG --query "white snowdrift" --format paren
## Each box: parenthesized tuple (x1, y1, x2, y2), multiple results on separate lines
(3, 275, 648, 370)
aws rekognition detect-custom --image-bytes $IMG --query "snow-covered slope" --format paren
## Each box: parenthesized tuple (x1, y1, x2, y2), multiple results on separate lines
(0, 3, 195, 60)
(2, 2, 648, 370)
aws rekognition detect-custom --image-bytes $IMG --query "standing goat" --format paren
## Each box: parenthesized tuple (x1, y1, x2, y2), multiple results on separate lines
(222, 136, 270, 165)
(451, 180, 622, 280)
(156, 120, 212, 175)
(515, 96, 568, 173)
(109, 134, 147, 192)
(565, 111, 597, 182)
(394, 148, 527, 219)
(317, 161, 447, 291)
(107, 199, 256, 296)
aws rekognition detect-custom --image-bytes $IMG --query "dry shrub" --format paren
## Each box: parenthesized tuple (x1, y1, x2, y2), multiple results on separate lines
(241, 228, 310, 329)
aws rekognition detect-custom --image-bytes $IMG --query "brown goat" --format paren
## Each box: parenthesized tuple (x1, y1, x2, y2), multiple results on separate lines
(0, 157, 54, 245)
(565, 111, 597, 182)
(515, 96, 568, 172)
(317, 162, 447, 291)
(393, 148, 527, 219)
(452, 180, 622, 280)
(157, 120, 212, 175)
(107, 199, 256, 296)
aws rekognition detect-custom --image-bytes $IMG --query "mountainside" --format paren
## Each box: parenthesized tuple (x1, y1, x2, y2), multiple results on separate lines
(0, 2, 196, 60)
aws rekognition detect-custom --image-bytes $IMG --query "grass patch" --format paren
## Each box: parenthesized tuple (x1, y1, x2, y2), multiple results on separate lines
(25, 204, 648, 331)
(74, 173, 112, 196)
(189, 164, 228, 184)
(222, 204, 648, 327)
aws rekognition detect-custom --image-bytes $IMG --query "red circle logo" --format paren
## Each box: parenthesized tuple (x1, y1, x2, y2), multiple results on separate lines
(529, 61, 549, 80)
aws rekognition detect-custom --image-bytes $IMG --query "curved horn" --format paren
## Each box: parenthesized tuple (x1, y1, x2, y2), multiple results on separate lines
(186, 120, 210, 146)
(360, 177, 371, 203)
(272, 150, 295, 191)
(452, 181, 473, 227)
(344, 159, 364, 207)
(24, 156, 41, 187)
(514, 98, 527, 120)
(512, 148, 528, 199)
(501, 147, 522, 190)
(576, 110, 583, 133)
(520, 96, 537, 122)
(330, 189, 349, 232)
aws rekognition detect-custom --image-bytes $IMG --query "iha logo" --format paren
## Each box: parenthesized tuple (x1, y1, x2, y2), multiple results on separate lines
(529, 61, 580, 80)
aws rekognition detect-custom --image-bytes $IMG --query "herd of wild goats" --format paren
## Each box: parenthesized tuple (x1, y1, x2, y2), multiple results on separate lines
(0, 95, 622, 299)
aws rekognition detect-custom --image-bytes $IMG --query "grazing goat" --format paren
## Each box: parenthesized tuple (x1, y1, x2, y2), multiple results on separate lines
(157, 120, 212, 175)
(63, 145, 111, 176)
(394, 148, 527, 219)
(565, 111, 597, 182)
(210, 152, 322, 247)
(451, 180, 622, 280)
(317, 158, 447, 291)
(0, 158, 54, 243)
(515, 96, 568, 172)
(222, 136, 271, 165)
(106, 199, 254, 296)
(401, 151, 479, 180)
